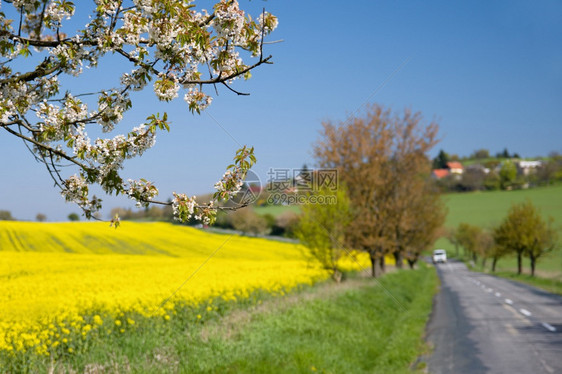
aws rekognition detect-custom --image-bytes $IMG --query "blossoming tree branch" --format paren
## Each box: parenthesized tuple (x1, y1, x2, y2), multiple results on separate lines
(0, 0, 277, 225)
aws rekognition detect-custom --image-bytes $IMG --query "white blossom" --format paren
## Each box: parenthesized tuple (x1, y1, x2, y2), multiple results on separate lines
(257, 11, 279, 34)
(213, 0, 245, 44)
(45, 1, 75, 27)
(184, 88, 213, 113)
(126, 179, 159, 207)
(154, 74, 180, 102)
(11, 0, 37, 13)
(1, 0, 274, 222)
(96, 91, 131, 132)
(61, 174, 102, 216)
(214, 169, 244, 200)
(121, 66, 150, 91)
(172, 193, 198, 222)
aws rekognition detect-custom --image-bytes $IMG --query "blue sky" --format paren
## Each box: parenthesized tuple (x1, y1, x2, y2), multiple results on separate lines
(1, 0, 561, 221)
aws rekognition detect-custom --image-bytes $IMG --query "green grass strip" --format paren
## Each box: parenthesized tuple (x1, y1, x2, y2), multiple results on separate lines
(491, 271, 562, 296)
(9, 266, 437, 373)
(167, 266, 437, 373)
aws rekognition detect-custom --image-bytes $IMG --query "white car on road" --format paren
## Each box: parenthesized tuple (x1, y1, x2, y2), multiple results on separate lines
(432, 249, 447, 264)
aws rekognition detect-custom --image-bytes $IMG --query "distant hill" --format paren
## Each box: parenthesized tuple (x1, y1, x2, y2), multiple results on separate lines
(444, 184, 562, 228)
(254, 184, 562, 229)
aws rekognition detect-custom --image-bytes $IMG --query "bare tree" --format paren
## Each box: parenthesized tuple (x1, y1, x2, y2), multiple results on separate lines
(403, 184, 446, 269)
(314, 105, 393, 276)
(314, 104, 442, 276)
(385, 113, 440, 268)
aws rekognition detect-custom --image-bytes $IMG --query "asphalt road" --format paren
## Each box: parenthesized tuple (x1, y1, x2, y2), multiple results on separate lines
(426, 260, 562, 374)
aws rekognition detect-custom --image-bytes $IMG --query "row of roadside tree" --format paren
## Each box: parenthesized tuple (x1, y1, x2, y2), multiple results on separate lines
(447, 200, 558, 277)
(295, 104, 446, 280)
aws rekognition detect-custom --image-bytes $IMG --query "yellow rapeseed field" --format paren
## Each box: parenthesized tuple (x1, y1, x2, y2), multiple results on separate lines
(0, 221, 372, 357)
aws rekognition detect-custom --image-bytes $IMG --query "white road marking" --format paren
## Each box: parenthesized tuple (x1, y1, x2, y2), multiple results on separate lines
(540, 360, 555, 374)
(541, 322, 557, 332)
(505, 298, 513, 305)
(495, 292, 501, 297)
(487, 288, 493, 293)
(519, 309, 532, 317)
(502, 304, 532, 325)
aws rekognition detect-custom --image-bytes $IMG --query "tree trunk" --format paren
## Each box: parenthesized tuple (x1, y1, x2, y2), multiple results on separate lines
(491, 257, 498, 272)
(481, 257, 487, 269)
(407, 258, 416, 269)
(530, 255, 536, 277)
(370, 254, 378, 278)
(517, 252, 522, 275)
(393, 251, 403, 269)
(332, 269, 343, 283)
(455, 244, 459, 257)
(378, 256, 385, 274)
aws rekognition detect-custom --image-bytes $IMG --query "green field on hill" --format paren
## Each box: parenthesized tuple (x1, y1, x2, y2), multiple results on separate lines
(257, 185, 562, 228)
(443, 184, 562, 229)
(254, 204, 301, 217)
(438, 184, 562, 279)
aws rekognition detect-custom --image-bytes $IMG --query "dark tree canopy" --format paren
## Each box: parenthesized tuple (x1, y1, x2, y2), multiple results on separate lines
(432, 149, 449, 169)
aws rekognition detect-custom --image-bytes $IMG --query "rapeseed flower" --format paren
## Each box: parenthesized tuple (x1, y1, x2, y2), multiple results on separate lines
(0, 221, 371, 355)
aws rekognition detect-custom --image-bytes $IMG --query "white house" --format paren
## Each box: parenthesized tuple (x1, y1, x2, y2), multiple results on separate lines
(516, 160, 543, 176)
(446, 162, 464, 175)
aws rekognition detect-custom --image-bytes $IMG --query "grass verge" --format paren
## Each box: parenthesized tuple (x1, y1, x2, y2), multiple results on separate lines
(462, 259, 562, 296)
(489, 271, 562, 296)
(5, 266, 437, 373)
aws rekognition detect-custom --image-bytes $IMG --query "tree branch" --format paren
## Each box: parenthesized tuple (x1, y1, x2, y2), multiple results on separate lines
(0, 30, 68, 47)
(0, 58, 60, 85)
(180, 55, 272, 85)
(146, 197, 249, 211)
(220, 81, 249, 96)
(1, 125, 87, 170)
(198, 13, 216, 27)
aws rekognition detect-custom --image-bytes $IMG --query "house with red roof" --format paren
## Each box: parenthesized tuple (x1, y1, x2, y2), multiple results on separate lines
(432, 169, 450, 179)
(446, 162, 464, 175)
(432, 161, 464, 180)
